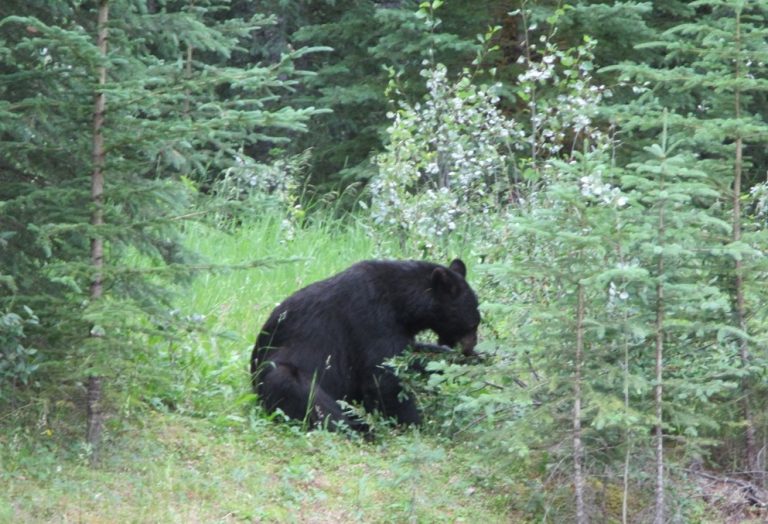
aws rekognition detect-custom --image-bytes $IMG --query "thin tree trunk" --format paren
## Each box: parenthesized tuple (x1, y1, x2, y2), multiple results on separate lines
(520, 8, 538, 167)
(86, 375, 104, 449)
(654, 257, 664, 524)
(183, 42, 193, 117)
(731, 10, 760, 487)
(87, 0, 109, 464)
(622, 311, 631, 524)
(573, 282, 587, 524)
(614, 139, 631, 524)
(90, 0, 108, 298)
(654, 153, 666, 524)
(734, 137, 758, 484)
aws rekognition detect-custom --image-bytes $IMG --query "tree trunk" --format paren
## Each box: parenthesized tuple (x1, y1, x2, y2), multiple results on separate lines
(91, 0, 108, 299)
(87, 0, 109, 464)
(654, 147, 666, 524)
(183, 40, 193, 117)
(654, 256, 665, 524)
(86, 375, 104, 450)
(733, 131, 758, 481)
(622, 311, 631, 524)
(734, 135, 759, 487)
(573, 282, 587, 524)
(731, 10, 760, 487)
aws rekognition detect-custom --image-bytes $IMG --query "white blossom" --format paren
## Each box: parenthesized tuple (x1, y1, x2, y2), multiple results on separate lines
(370, 64, 519, 254)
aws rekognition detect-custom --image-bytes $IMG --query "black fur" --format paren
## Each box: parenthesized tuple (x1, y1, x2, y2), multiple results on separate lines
(250, 259, 480, 433)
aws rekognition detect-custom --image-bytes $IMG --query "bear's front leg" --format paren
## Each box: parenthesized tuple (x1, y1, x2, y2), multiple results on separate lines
(362, 367, 421, 426)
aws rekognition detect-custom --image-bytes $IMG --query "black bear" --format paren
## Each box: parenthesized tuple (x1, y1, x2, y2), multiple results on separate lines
(250, 259, 480, 433)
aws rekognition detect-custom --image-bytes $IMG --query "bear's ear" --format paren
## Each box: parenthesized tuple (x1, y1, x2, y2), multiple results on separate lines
(448, 258, 467, 278)
(432, 267, 460, 297)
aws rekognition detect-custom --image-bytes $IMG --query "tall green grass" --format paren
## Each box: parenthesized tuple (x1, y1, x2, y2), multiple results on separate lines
(181, 214, 379, 346)
(153, 215, 388, 418)
(162, 212, 484, 420)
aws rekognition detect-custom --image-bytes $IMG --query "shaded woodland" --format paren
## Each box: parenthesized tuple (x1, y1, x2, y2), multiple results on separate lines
(2, 1, 768, 521)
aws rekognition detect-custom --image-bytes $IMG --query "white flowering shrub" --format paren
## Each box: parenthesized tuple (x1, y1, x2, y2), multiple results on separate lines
(213, 152, 307, 235)
(750, 182, 768, 227)
(515, 35, 612, 162)
(369, 26, 616, 257)
(216, 153, 302, 206)
(579, 171, 627, 207)
(370, 64, 521, 255)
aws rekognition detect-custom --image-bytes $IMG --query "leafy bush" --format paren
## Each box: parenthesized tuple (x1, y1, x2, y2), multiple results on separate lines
(369, 63, 519, 256)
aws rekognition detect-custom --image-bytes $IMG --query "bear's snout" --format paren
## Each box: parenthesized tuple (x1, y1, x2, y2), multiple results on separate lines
(459, 331, 478, 356)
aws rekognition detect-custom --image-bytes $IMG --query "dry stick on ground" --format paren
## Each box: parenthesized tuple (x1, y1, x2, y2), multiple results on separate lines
(684, 468, 768, 508)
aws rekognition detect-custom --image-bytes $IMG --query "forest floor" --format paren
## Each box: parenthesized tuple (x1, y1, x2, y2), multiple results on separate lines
(3, 219, 765, 523)
(0, 219, 515, 523)
(1, 409, 514, 523)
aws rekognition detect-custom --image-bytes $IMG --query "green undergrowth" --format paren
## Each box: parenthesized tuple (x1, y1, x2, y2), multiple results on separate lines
(1, 214, 518, 522)
(180, 214, 380, 339)
(140, 214, 476, 419)
(1, 408, 514, 523)
(149, 215, 385, 417)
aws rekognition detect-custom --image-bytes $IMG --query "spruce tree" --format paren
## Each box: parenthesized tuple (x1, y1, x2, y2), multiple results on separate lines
(254, 0, 494, 187)
(623, 122, 730, 520)
(608, 0, 768, 485)
(0, 1, 323, 444)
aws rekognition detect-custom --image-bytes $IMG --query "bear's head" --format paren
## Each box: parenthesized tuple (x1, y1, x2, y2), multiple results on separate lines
(430, 259, 480, 356)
